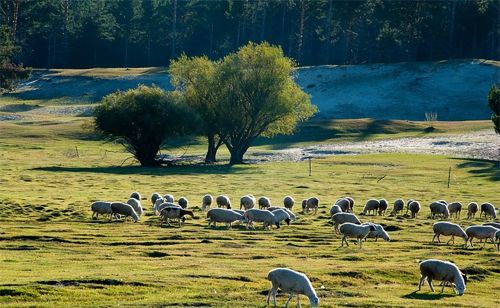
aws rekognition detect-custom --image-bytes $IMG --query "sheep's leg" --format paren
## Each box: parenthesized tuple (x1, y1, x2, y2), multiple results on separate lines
(266, 286, 273, 306)
(427, 278, 435, 292)
(297, 294, 301, 308)
(418, 276, 426, 291)
(358, 238, 362, 249)
(446, 235, 454, 245)
(440, 281, 445, 293)
(432, 234, 437, 243)
(284, 293, 293, 308)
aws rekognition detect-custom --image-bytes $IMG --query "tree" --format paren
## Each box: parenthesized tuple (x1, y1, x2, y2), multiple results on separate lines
(94, 85, 196, 167)
(218, 42, 316, 164)
(0, 25, 30, 92)
(488, 84, 500, 134)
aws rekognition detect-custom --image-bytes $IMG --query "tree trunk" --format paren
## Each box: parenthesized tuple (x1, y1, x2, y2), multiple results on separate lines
(227, 142, 249, 165)
(297, 0, 306, 65)
(205, 132, 220, 163)
(171, 0, 177, 58)
(135, 145, 161, 167)
(124, 37, 129, 67)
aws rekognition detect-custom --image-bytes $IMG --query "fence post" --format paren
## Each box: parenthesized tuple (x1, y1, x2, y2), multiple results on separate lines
(447, 167, 451, 188)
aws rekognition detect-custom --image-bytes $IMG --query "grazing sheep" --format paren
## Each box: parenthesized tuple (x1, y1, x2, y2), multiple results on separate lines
(335, 198, 351, 212)
(344, 197, 355, 212)
(378, 199, 388, 216)
(268, 207, 296, 221)
(418, 259, 466, 295)
(159, 206, 194, 227)
(465, 225, 499, 248)
(151, 192, 162, 205)
(201, 194, 213, 212)
(155, 202, 181, 215)
(363, 223, 391, 242)
(283, 196, 295, 210)
(240, 194, 256, 210)
(330, 204, 342, 217)
(258, 196, 272, 209)
(331, 212, 361, 233)
(266, 268, 319, 308)
(339, 222, 375, 248)
(271, 209, 291, 226)
(127, 198, 143, 217)
(391, 199, 405, 216)
(304, 197, 319, 214)
(409, 201, 421, 218)
(362, 199, 379, 215)
(496, 230, 500, 252)
(110, 202, 139, 223)
(430, 202, 450, 219)
(178, 196, 188, 209)
(483, 222, 500, 229)
(163, 194, 175, 203)
(130, 191, 141, 201)
(153, 197, 165, 212)
(91, 201, 112, 219)
(480, 203, 497, 219)
(447, 202, 462, 219)
(216, 195, 231, 209)
(467, 202, 478, 219)
(405, 199, 415, 214)
(206, 208, 244, 228)
(432, 222, 467, 245)
(244, 209, 282, 229)
(437, 200, 448, 205)
(301, 199, 307, 211)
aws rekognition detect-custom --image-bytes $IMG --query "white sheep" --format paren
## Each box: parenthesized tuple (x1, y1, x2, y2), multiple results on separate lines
(480, 202, 497, 219)
(430, 202, 450, 219)
(155, 202, 181, 215)
(447, 202, 462, 219)
(159, 206, 194, 227)
(465, 225, 499, 248)
(130, 191, 141, 201)
(258, 196, 272, 209)
(329, 204, 342, 217)
(417, 259, 466, 295)
(331, 212, 361, 233)
(405, 199, 415, 214)
(201, 194, 213, 212)
(206, 208, 244, 229)
(390, 199, 405, 216)
(178, 196, 188, 209)
(362, 199, 379, 215)
(467, 202, 478, 219)
(432, 222, 467, 246)
(266, 268, 319, 308)
(91, 201, 112, 219)
(344, 197, 354, 212)
(271, 209, 291, 226)
(163, 194, 175, 203)
(283, 196, 295, 210)
(153, 197, 165, 212)
(363, 223, 390, 242)
(240, 194, 256, 210)
(110, 202, 139, 223)
(378, 199, 388, 216)
(408, 200, 421, 218)
(126, 198, 143, 217)
(244, 209, 281, 229)
(150, 192, 162, 206)
(216, 195, 231, 209)
(339, 222, 376, 248)
(335, 198, 350, 212)
(303, 197, 319, 214)
(268, 207, 296, 221)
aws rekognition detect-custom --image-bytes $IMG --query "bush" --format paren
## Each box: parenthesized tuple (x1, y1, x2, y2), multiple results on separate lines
(488, 84, 499, 134)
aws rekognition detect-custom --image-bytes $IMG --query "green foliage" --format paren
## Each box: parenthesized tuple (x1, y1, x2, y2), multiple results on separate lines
(94, 85, 196, 166)
(487, 84, 500, 134)
(0, 26, 31, 92)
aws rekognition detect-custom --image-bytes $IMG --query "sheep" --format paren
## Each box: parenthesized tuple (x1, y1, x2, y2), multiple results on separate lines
(150, 192, 162, 206)
(159, 206, 194, 227)
(206, 208, 244, 229)
(437, 200, 448, 205)
(266, 268, 319, 308)
(496, 230, 500, 252)
(155, 202, 181, 215)
(244, 209, 282, 229)
(467, 202, 478, 219)
(303, 197, 319, 214)
(335, 198, 351, 212)
(91, 201, 112, 219)
(409, 201, 421, 218)
(447, 202, 462, 219)
(362, 199, 379, 215)
(216, 195, 231, 209)
(432, 222, 467, 246)
(130, 191, 141, 201)
(178, 196, 188, 209)
(378, 199, 388, 216)
(271, 209, 291, 226)
(430, 202, 450, 219)
(268, 207, 296, 221)
(330, 204, 342, 217)
(110, 202, 139, 223)
(405, 199, 415, 214)
(240, 194, 256, 210)
(126, 198, 143, 217)
(153, 197, 165, 212)
(483, 222, 500, 229)
(331, 212, 361, 233)
(363, 223, 391, 242)
(163, 194, 175, 203)
(480, 202, 497, 219)
(344, 197, 355, 212)
(258, 196, 272, 210)
(283, 196, 295, 210)
(390, 199, 405, 216)
(201, 194, 213, 212)
(339, 222, 376, 248)
(417, 259, 466, 295)
(465, 225, 499, 248)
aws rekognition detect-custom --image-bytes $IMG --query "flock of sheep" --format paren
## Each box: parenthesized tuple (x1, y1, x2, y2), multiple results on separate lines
(90, 192, 499, 306)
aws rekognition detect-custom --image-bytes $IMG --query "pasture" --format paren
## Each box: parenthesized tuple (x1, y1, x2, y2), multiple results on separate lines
(0, 117, 499, 307)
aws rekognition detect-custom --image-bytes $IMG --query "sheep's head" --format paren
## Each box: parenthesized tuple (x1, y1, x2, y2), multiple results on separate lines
(275, 222, 280, 229)
(285, 218, 291, 226)
(309, 295, 319, 307)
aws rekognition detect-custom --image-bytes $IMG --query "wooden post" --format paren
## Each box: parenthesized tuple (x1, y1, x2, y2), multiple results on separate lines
(75, 146, 79, 158)
(308, 157, 312, 176)
(447, 167, 451, 188)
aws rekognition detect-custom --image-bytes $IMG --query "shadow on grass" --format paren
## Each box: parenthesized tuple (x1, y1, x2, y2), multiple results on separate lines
(403, 291, 456, 300)
(454, 158, 500, 181)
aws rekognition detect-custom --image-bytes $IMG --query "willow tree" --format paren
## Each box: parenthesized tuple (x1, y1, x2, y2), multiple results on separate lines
(219, 42, 317, 164)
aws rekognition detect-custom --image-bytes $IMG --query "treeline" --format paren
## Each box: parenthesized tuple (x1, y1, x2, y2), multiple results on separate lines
(1, 0, 499, 69)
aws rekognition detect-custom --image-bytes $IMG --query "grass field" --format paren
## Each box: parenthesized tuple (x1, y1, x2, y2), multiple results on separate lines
(0, 115, 499, 307)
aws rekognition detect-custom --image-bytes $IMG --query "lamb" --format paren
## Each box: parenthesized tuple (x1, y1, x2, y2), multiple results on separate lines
(362, 199, 379, 215)
(150, 192, 162, 205)
(271, 209, 291, 226)
(378, 199, 388, 216)
(110, 202, 139, 223)
(283, 196, 295, 210)
(335, 198, 351, 212)
(430, 202, 450, 219)
(339, 222, 376, 248)
(91, 201, 112, 219)
(258, 196, 272, 209)
(178, 196, 188, 209)
(465, 225, 499, 248)
(331, 212, 361, 233)
(240, 194, 256, 210)
(244, 209, 282, 229)
(432, 222, 467, 246)
(390, 199, 405, 216)
(159, 206, 194, 227)
(126, 197, 143, 217)
(467, 202, 478, 219)
(447, 202, 462, 219)
(206, 208, 244, 228)
(130, 191, 141, 201)
(268, 207, 296, 221)
(409, 200, 421, 218)
(163, 194, 175, 203)
(417, 259, 466, 295)
(216, 195, 231, 209)
(480, 202, 497, 219)
(266, 268, 319, 308)
(330, 204, 342, 217)
(201, 194, 213, 212)
(303, 197, 319, 214)
(363, 223, 391, 242)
